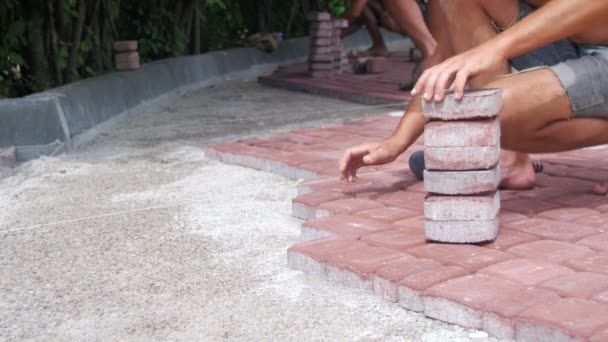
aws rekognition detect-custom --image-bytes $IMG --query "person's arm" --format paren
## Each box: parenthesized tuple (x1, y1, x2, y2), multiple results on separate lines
(412, 0, 608, 101)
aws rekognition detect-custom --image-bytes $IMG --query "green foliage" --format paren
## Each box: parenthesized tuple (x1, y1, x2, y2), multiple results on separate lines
(0, 0, 349, 98)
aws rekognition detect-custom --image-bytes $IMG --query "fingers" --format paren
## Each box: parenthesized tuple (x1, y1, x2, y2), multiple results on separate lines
(339, 144, 372, 182)
(449, 69, 469, 99)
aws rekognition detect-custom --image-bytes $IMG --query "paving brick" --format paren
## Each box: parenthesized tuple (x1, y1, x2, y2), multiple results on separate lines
(504, 218, 600, 242)
(565, 252, 608, 275)
(515, 298, 608, 341)
(376, 191, 425, 212)
(497, 210, 528, 224)
(398, 266, 468, 312)
(422, 88, 502, 121)
(0, 146, 16, 168)
(301, 214, 393, 241)
(326, 245, 410, 291)
(424, 218, 499, 243)
(479, 258, 574, 286)
(309, 53, 334, 62)
(552, 194, 608, 211)
(114, 51, 140, 70)
(424, 118, 500, 147)
(500, 198, 563, 217)
(309, 62, 333, 71)
(592, 291, 608, 304)
(481, 229, 539, 251)
(424, 192, 499, 221)
(424, 167, 500, 195)
(393, 216, 425, 230)
(307, 11, 331, 21)
(373, 258, 441, 302)
(287, 238, 368, 278)
(112, 40, 138, 52)
(423, 274, 523, 330)
(591, 328, 608, 342)
(539, 272, 608, 299)
(574, 214, 608, 229)
(316, 198, 384, 217)
(292, 191, 346, 220)
(405, 181, 426, 193)
(366, 57, 388, 74)
(515, 186, 572, 201)
(408, 244, 512, 272)
(535, 174, 596, 193)
(333, 18, 349, 28)
(361, 226, 426, 251)
(577, 233, 608, 252)
(424, 145, 499, 170)
(356, 206, 420, 223)
(508, 240, 595, 265)
(482, 287, 560, 340)
(537, 207, 601, 223)
(310, 21, 333, 30)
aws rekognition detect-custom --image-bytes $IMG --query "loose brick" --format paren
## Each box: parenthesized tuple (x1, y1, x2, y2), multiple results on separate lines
(577, 232, 608, 252)
(309, 53, 334, 62)
(424, 192, 499, 221)
(310, 28, 333, 38)
(362, 228, 427, 251)
(424, 167, 500, 195)
(310, 21, 333, 30)
(0, 146, 16, 168)
(114, 51, 140, 70)
(408, 244, 512, 272)
(422, 88, 502, 120)
(326, 245, 410, 291)
(301, 214, 393, 241)
(424, 145, 499, 170)
(508, 240, 595, 265)
(565, 252, 608, 275)
(356, 206, 420, 223)
(112, 40, 138, 52)
(373, 258, 440, 302)
(424, 118, 500, 147)
(515, 298, 608, 341)
(500, 198, 563, 217)
(423, 274, 523, 330)
(316, 198, 384, 217)
(504, 218, 600, 242)
(424, 219, 499, 243)
(366, 57, 388, 74)
(310, 46, 333, 55)
(333, 18, 349, 28)
(287, 238, 368, 278)
(481, 228, 539, 251)
(398, 266, 468, 312)
(307, 12, 331, 21)
(539, 272, 608, 299)
(482, 287, 560, 340)
(479, 258, 574, 286)
(310, 37, 333, 46)
(292, 191, 346, 220)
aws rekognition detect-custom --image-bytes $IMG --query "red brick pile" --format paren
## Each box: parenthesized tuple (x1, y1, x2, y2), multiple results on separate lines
(422, 89, 503, 243)
(307, 12, 348, 78)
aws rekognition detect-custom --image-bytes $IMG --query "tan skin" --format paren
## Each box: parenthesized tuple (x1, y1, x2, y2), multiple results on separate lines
(339, 0, 608, 194)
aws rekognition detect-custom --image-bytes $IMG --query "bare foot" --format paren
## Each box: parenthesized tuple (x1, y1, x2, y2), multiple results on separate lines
(592, 181, 608, 196)
(359, 45, 390, 58)
(499, 151, 536, 190)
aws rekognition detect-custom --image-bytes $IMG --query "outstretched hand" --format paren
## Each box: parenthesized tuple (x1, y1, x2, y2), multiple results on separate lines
(411, 45, 505, 102)
(339, 139, 402, 182)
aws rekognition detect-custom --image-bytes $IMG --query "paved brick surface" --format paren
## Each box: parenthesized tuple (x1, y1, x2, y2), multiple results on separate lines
(206, 114, 608, 340)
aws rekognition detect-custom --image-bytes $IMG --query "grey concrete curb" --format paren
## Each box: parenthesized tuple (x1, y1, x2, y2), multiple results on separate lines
(0, 30, 410, 162)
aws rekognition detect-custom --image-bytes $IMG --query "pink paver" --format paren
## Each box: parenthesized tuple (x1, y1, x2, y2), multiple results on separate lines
(424, 118, 499, 148)
(207, 113, 608, 339)
(478, 258, 574, 286)
(408, 244, 512, 272)
(508, 240, 595, 264)
(424, 145, 499, 171)
(373, 258, 441, 302)
(422, 89, 502, 121)
(424, 219, 499, 244)
(423, 167, 501, 195)
(326, 244, 411, 291)
(539, 272, 608, 299)
(424, 192, 499, 221)
(292, 191, 347, 220)
(301, 214, 393, 241)
(515, 298, 608, 341)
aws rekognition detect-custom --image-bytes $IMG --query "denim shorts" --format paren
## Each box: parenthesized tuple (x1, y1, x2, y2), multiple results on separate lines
(495, 1, 608, 118)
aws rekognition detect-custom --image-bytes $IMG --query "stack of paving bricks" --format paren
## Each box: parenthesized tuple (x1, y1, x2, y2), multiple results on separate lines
(422, 89, 502, 243)
(307, 12, 348, 77)
(113, 40, 140, 71)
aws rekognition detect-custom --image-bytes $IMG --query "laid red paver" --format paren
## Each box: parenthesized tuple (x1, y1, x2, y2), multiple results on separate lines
(206, 113, 608, 340)
(515, 298, 608, 341)
(508, 240, 595, 264)
(479, 258, 574, 286)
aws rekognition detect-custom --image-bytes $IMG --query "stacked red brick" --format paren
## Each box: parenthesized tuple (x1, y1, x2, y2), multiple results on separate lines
(307, 12, 348, 77)
(422, 89, 502, 243)
(113, 40, 140, 71)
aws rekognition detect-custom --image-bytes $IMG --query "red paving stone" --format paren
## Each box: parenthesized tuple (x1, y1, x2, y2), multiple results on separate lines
(206, 113, 608, 339)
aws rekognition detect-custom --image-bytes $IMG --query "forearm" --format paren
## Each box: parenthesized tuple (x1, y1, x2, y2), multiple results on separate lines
(388, 95, 427, 153)
(490, 0, 608, 59)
